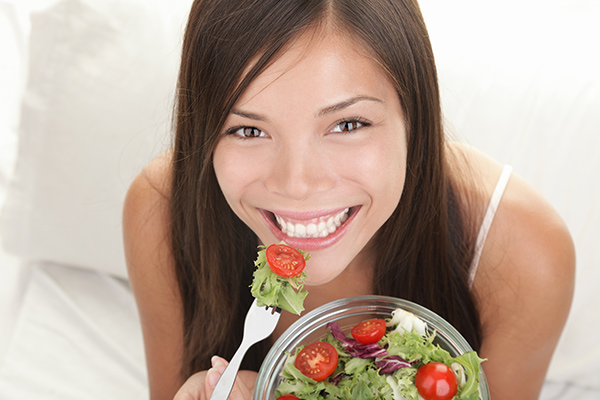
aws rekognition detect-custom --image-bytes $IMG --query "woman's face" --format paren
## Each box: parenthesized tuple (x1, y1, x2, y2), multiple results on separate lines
(213, 31, 407, 285)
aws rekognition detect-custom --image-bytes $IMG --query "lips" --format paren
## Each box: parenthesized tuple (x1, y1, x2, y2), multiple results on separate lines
(260, 206, 359, 251)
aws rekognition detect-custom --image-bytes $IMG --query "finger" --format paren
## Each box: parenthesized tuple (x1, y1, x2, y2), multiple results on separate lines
(204, 357, 228, 399)
(211, 355, 228, 368)
(205, 356, 254, 400)
(230, 370, 255, 399)
(173, 370, 208, 400)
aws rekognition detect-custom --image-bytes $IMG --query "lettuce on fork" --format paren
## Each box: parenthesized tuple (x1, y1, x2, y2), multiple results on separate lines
(250, 244, 310, 315)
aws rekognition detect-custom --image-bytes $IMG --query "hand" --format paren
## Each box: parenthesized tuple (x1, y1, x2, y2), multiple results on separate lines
(173, 356, 258, 400)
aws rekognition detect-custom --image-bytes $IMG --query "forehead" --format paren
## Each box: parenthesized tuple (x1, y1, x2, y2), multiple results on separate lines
(235, 30, 396, 111)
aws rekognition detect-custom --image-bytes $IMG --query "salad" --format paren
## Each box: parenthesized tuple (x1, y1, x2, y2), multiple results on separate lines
(250, 243, 311, 315)
(274, 308, 486, 400)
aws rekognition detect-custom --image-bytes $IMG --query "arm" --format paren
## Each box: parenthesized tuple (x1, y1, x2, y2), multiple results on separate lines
(123, 153, 257, 400)
(123, 153, 185, 399)
(473, 172, 575, 400)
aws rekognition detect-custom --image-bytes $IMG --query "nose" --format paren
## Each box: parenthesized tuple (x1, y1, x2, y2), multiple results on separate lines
(264, 139, 335, 201)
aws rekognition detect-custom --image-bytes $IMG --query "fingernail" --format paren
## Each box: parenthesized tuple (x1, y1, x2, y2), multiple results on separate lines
(211, 355, 227, 367)
(207, 368, 221, 388)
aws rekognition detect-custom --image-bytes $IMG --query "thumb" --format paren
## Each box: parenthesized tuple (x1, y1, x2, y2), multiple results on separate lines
(204, 356, 229, 399)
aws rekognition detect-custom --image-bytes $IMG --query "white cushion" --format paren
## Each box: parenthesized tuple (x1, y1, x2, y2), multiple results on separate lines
(0, 1, 26, 205)
(0, 0, 192, 278)
(0, 262, 147, 399)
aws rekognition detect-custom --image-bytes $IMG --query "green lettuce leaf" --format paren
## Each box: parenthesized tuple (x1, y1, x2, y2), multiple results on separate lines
(453, 351, 487, 399)
(275, 307, 487, 400)
(249, 244, 309, 315)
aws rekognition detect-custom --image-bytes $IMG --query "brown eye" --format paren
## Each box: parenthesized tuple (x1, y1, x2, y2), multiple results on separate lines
(228, 126, 267, 138)
(331, 119, 369, 133)
(242, 127, 263, 137)
(341, 121, 359, 131)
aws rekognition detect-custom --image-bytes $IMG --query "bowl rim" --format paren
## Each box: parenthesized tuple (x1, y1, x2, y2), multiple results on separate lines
(254, 295, 490, 399)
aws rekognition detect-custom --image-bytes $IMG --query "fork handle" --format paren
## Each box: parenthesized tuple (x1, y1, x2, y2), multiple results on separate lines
(209, 339, 251, 399)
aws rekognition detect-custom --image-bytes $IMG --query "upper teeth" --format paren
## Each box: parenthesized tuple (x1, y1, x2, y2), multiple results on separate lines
(274, 208, 350, 239)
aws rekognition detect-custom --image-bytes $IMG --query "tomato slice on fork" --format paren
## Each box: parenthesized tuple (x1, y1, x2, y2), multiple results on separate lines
(266, 244, 306, 277)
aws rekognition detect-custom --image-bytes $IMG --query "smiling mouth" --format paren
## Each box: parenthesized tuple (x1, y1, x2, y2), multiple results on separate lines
(266, 207, 358, 239)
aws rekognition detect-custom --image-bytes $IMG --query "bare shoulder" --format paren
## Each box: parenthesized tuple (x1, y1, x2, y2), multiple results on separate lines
(450, 142, 576, 399)
(123, 149, 174, 281)
(455, 143, 576, 310)
(448, 143, 575, 291)
(126, 149, 173, 204)
(123, 149, 185, 398)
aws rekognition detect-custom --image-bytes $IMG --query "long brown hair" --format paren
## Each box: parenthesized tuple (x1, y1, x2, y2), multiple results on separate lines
(171, 0, 481, 379)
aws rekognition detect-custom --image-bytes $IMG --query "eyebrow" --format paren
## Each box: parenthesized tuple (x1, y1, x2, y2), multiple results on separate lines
(317, 96, 383, 117)
(230, 95, 384, 122)
(231, 109, 268, 122)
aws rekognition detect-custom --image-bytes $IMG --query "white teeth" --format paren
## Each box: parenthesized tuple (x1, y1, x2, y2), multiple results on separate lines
(317, 221, 327, 232)
(334, 213, 341, 225)
(341, 212, 348, 223)
(326, 216, 334, 227)
(273, 208, 351, 239)
(295, 224, 306, 238)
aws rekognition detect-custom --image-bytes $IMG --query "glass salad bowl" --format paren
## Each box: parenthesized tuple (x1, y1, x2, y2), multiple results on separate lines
(253, 295, 490, 399)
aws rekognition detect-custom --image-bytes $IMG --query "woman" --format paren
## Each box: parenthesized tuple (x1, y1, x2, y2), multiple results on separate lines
(123, 0, 575, 399)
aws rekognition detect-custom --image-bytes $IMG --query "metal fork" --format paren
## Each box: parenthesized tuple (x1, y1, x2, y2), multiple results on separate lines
(209, 299, 281, 399)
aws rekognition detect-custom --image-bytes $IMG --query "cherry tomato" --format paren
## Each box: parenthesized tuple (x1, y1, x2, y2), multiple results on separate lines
(414, 362, 458, 400)
(350, 318, 387, 344)
(294, 341, 338, 382)
(266, 244, 306, 277)
(276, 396, 300, 400)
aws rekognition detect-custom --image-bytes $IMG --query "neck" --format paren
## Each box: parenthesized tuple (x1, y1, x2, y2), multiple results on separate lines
(272, 247, 375, 341)
(305, 249, 374, 309)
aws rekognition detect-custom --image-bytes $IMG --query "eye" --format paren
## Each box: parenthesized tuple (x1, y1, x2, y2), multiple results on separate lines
(226, 126, 268, 139)
(330, 118, 371, 133)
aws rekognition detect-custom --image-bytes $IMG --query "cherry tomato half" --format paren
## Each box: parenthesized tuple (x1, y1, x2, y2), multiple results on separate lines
(294, 341, 338, 382)
(414, 362, 458, 400)
(266, 244, 306, 277)
(276, 395, 300, 400)
(350, 318, 387, 344)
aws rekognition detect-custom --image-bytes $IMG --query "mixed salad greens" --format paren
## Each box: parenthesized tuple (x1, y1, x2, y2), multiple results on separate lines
(250, 243, 311, 315)
(275, 308, 486, 400)
(249, 243, 485, 399)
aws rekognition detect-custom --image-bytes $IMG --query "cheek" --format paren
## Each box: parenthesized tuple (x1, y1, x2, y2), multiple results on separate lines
(212, 143, 246, 207)
(213, 142, 273, 230)
(380, 143, 407, 201)
(377, 129, 408, 191)
(337, 134, 407, 201)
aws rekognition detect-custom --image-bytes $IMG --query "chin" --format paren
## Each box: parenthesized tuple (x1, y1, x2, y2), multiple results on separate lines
(301, 256, 352, 287)
(303, 273, 337, 287)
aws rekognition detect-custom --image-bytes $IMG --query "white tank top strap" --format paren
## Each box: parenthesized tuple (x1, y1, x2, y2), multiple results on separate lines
(468, 165, 513, 288)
